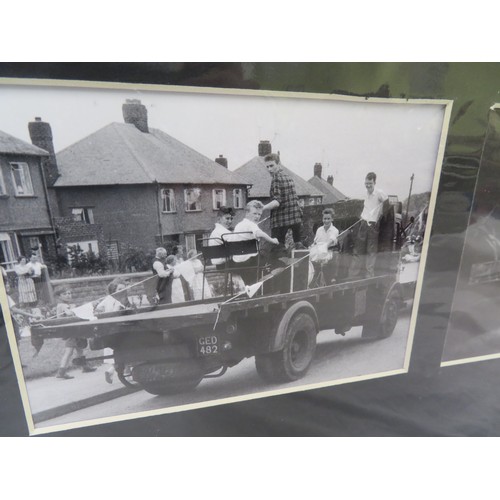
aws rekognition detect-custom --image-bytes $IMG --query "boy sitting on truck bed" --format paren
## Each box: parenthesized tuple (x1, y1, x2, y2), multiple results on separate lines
(309, 208, 340, 285)
(231, 200, 279, 286)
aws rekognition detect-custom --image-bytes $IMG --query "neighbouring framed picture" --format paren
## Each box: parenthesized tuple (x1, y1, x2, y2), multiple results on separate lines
(0, 78, 451, 434)
(442, 104, 500, 366)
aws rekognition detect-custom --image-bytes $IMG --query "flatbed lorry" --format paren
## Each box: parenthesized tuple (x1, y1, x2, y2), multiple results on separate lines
(31, 250, 405, 396)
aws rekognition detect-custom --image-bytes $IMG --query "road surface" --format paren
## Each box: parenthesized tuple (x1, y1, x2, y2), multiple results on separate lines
(38, 305, 414, 429)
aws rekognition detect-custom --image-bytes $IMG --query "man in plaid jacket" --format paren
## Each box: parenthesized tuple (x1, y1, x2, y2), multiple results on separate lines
(262, 153, 303, 246)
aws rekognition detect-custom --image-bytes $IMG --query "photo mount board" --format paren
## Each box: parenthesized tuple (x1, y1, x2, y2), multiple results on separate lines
(0, 78, 452, 435)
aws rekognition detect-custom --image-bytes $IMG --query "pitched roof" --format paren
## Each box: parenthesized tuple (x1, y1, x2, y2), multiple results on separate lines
(0, 130, 48, 156)
(308, 175, 347, 204)
(54, 123, 248, 187)
(234, 156, 323, 199)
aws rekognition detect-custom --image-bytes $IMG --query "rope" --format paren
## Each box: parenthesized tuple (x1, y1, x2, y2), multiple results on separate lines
(42, 252, 204, 321)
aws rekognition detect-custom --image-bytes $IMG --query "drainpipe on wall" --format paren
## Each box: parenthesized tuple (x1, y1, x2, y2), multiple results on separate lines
(37, 155, 56, 304)
(156, 182, 164, 245)
(37, 155, 57, 242)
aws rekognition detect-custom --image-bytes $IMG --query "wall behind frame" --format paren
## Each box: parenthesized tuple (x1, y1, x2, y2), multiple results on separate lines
(0, 62, 498, 436)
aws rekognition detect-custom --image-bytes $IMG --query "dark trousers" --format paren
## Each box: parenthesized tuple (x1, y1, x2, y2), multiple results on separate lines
(349, 220, 379, 278)
(231, 256, 260, 286)
(312, 253, 338, 286)
(271, 223, 302, 245)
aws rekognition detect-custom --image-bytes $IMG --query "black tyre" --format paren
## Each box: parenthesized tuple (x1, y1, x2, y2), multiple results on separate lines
(378, 290, 399, 338)
(363, 289, 399, 339)
(255, 312, 317, 383)
(132, 360, 203, 396)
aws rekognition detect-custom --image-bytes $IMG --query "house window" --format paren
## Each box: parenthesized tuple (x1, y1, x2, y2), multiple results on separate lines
(184, 188, 202, 212)
(185, 234, 197, 253)
(298, 198, 305, 208)
(316, 197, 322, 205)
(0, 233, 17, 270)
(309, 197, 315, 206)
(0, 169, 6, 195)
(10, 162, 34, 196)
(72, 208, 94, 224)
(212, 189, 226, 210)
(233, 188, 243, 209)
(161, 188, 176, 213)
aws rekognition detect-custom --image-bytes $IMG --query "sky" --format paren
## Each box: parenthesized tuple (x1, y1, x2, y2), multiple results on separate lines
(0, 82, 448, 200)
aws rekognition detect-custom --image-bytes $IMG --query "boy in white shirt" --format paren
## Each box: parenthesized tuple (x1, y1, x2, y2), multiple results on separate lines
(208, 206, 235, 267)
(310, 208, 339, 285)
(231, 200, 279, 284)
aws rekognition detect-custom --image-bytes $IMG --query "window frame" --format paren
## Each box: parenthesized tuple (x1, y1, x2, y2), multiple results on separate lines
(0, 233, 17, 270)
(233, 188, 243, 209)
(10, 162, 34, 197)
(212, 188, 226, 210)
(184, 187, 202, 212)
(71, 207, 95, 224)
(0, 168, 6, 196)
(161, 188, 176, 213)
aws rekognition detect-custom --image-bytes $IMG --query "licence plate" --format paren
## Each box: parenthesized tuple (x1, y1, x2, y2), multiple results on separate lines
(197, 335, 219, 356)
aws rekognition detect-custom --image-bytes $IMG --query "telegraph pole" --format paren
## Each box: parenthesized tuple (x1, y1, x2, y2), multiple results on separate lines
(405, 173, 415, 225)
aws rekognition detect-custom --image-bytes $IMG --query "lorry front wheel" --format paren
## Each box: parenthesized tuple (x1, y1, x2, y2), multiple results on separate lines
(255, 312, 317, 383)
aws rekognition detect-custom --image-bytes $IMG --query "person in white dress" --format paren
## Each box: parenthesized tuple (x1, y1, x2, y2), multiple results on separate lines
(187, 249, 213, 300)
(166, 254, 186, 303)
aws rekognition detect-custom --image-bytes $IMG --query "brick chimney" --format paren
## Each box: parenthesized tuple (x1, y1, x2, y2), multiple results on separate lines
(314, 162, 322, 178)
(28, 117, 60, 186)
(327, 175, 334, 185)
(215, 154, 228, 168)
(122, 99, 149, 133)
(258, 140, 272, 157)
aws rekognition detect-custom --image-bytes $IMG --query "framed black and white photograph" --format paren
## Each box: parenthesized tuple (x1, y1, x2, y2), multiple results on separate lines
(0, 79, 451, 434)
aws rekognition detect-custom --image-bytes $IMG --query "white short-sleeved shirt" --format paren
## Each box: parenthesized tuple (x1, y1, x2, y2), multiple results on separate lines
(232, 218, 259, 263)
(361, 188, 388, 223)
(314, 224, 339, 246)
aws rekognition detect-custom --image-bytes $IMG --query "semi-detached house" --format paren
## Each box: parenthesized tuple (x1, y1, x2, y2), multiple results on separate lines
(43, 99, 249, 262)
(0, 129, 57, 269)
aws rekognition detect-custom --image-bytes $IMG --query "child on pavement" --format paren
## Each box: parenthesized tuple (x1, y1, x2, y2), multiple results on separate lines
(55, 286, 96, 380)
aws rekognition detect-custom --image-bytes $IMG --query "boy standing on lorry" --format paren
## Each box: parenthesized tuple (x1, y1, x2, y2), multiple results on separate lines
(349, 172, 388, 278)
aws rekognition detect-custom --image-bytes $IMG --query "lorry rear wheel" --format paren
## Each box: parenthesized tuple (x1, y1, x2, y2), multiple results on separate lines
(255, 312, 317, 383)
(363, 289, 399, 339)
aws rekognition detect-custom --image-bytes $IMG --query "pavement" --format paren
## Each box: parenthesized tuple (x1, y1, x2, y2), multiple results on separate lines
(25, 365, 139, 424)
